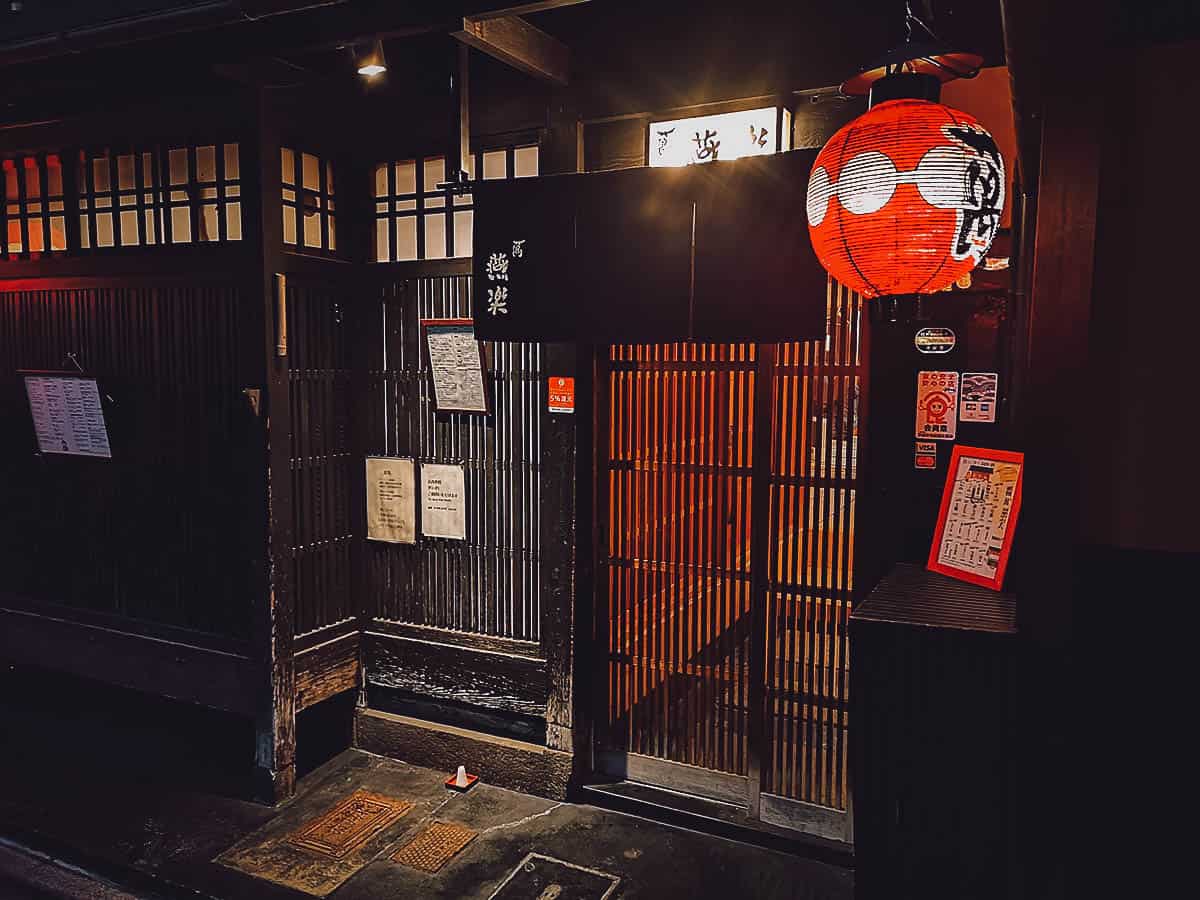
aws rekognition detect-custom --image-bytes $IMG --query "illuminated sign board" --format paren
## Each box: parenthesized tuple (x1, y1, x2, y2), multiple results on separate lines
(649, 107, 792, 167)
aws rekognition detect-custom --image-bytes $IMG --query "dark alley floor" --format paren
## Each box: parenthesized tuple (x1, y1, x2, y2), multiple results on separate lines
(0, 749, 853, 900)
(0, 667, 852, 900)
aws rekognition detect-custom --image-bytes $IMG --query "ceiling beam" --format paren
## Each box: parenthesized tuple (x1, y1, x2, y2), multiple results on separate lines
(466, 1, 590, 20)
(453, 15, 569, 85)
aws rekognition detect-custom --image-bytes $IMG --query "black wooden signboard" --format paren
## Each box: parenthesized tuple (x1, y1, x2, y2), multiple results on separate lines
(472, 149, 827, 343)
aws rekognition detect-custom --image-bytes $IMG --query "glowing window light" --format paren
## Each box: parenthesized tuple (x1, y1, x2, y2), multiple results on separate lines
(649, 107, 790, 168)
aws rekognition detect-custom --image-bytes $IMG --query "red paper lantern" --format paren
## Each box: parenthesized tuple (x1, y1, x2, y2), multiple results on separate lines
(806, 98, 1004, 298)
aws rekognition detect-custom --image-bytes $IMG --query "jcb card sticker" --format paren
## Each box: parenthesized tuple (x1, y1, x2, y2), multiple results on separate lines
(915, 371, 959, 441)
(960, 372, 998, 423)
(915, 441, 937, 469)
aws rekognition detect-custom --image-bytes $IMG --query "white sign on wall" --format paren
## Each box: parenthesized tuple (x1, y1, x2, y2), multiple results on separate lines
(420, 463, 466, 541)
(23, 375, 112, 458)
(649, 107, 790, 168)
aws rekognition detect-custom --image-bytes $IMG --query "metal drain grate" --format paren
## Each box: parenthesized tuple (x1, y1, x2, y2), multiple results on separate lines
(391, 821, 478, 873)
(286, 790, 413, 860)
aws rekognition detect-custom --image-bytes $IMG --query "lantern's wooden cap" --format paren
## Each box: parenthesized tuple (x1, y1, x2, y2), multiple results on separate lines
(841, 42, 983, 96)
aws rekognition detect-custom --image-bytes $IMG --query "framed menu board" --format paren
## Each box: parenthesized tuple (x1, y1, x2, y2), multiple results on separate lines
(22, 372, 112, 458)
(421, 319, 489, 414)
(927, 445, 1024, 590)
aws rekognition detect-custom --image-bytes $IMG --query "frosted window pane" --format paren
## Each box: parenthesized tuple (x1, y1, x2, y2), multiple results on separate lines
(514, 146, 538, 178)
(424, 214, 446, 259)
(201, 205, 218, 241)
(224, 144, 240, 180)
(326, 161, 334, 194)
(395, 198, 416, 211)
(394, 218, 417, 261)
(283, 208, 296, 244)
(169, 149, 188, 185)
(25, 165, 41, 198)
(423, 156, 445, 193)
(425, 194, 445, 209)
(303, 208, 321, 247)
(79, 216, 90, 249)
(782, 108, 793, 151)
(375, 163, 388, 197)
(95, 212, 114, 247)
(50, 217, 66, 250)
(302, 153, 320, 190)
(120, 209, 139, 245)
(4, 166, 17, 199)
(171, 206, 191, 243)
(144, 209, 157, 244)
(328, 216, 336, 251)
(376, 219, 390, 261)
(197, 145, 217, 182)
(117, 155, 135, 191)
(47, 161, 63, 196)
(28, 222, 44, 252)
(142, 152, 156, 186)
(453, 210, 472, 258)
(395, 160, 416, 195)
(92, 158, 110, 192)
(482, 150, 506, 180)
(226, 202, 242, 241)
(281, 147, 295, 184)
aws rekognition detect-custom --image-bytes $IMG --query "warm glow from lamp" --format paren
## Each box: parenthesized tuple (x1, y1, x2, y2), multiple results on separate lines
(356, 41, 387, 78)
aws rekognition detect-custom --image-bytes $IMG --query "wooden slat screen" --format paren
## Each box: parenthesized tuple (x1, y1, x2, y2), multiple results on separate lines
(602, 342, 758, 775)
(363, 274, 543, 641)
(0, 282, 259, 639)
(763, 281, 862, 811)
(285, 282, 355, 636)
(600, 280, 864, 812)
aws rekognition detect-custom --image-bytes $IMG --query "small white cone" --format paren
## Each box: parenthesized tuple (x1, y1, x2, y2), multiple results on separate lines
(455, 765, 469, 788)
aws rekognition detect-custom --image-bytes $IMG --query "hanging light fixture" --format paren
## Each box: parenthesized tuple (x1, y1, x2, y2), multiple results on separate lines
(355, 40, 387, 77)
(806, 3, 1002, 299)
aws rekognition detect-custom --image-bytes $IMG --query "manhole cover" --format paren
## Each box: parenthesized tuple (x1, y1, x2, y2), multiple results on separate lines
(392, 821, 478, 873)
(489, 853, 620, 900)
(285, 790, 413, 859)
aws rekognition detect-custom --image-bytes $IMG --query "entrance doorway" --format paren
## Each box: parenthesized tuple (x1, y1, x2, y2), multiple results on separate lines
(595, 283, 863, 841)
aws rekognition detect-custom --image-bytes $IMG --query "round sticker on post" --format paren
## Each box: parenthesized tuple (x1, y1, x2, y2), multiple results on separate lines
(914, 327, 956, 354)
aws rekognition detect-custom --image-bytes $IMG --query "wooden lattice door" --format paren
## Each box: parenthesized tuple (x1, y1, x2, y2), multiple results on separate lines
(596, 283, 863, 840)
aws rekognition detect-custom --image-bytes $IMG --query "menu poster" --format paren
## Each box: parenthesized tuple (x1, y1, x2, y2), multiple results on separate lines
(422, 319, 489, 414)
(420, 463, 467, 540)
(365, 457, 416, 544)
(23, 374, 112, 458)
(927, 445, 1024, 591)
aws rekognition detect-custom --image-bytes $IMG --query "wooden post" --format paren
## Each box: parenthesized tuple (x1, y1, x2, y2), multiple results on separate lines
(539, 90, 584, 755)
(251, 89, 297, 804)
(746, 341, 777, 818)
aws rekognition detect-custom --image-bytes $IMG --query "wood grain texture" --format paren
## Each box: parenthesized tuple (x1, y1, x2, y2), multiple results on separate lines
(454, 15, 569, 85)
(295, 632, 360, 711)
(363, 632, 547, 718)
(355, 709, 574, 800)
(0, 606, 256, 715)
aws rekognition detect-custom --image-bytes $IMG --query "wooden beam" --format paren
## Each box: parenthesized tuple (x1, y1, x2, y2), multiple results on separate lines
(0, 607, 256, 716)
(466, 1, 591, 20)
(454, 15, 568, 85)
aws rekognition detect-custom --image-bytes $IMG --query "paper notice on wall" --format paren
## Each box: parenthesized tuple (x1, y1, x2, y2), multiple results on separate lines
(420, 463, 466, 540)
(23, 375, 112, 458)
(366, 457, 416, 544)
(915, 371, 959, 441)
(960, 372, 999, 423)
(425, 322, 488, 413)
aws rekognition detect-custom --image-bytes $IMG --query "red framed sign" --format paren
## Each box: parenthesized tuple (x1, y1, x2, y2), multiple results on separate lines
(927, 445, 1024, 590)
